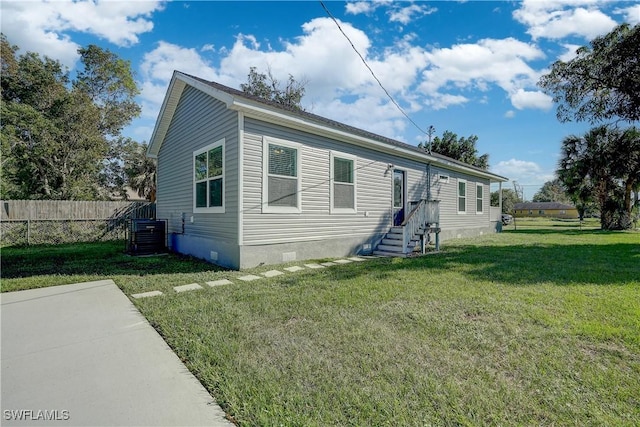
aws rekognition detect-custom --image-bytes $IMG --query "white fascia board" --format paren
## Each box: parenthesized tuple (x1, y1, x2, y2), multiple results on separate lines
(175, 72, 236, 107)
(230, 100, 508, 183)
(147, 72, 236, 158)
(147, 75, 186, 159)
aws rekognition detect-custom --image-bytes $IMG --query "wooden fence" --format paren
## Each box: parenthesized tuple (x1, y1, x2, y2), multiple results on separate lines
(1, 200, 155, 246)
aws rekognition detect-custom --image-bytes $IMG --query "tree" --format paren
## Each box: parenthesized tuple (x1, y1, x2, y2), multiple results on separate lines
(538, 23, 640, 124)
(558, 126, 640, 229)
(240, 66, 306, 111)
(125, 141, 157, 202)
(532, 178, 571, 203)
(491, 188, 521, 214)
(74, 45, 140, 136)
(420, 131, 489, 169)
(0, 35, 141, 200)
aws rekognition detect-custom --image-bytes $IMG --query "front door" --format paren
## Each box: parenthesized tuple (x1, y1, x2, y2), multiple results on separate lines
(393, 169, 406, 226)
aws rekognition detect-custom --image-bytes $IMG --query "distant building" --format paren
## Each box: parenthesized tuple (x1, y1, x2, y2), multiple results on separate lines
(513, 202, 579, 219)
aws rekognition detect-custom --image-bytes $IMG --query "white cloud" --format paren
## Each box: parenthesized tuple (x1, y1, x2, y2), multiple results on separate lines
(615, 4, 640, 25)
(558, 43, 583, 61)
(137, 18, 427, 140)
(345, 0, 392, 15)
(513, 0, 618, 40)
(510, 89, 553, 110)
(1, 0, 163, 68)
(491, 159, 554, 185)
(419, 38, 549, 110)
(201, 44, 216, 53)
(139, 41, 218, 118)
(421, 38, 544, 93)
(388, 4, 437, 25)
(505, 110, 516, 119)
(425, 93, 469, 110)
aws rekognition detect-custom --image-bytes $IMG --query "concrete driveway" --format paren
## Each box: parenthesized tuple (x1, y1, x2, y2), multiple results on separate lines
(1, 280, 233, 426)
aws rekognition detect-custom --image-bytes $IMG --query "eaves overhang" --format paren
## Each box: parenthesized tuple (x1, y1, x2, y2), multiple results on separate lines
(148, 71, 509, 183)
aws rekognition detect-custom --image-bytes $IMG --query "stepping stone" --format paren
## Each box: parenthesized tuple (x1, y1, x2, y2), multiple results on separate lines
(131, 290, 163, 299)
(206, 279, 233, 287)
(321, 262, 338, 267)
(174, 283, 203, 293)
(348, 257, 367, 262)
(304, 263, 325, 269)
(238, 275, 262, 282)
(284, 266, 304, 272)
(333, 259, 352, 264)
(262, 270, 284, 278)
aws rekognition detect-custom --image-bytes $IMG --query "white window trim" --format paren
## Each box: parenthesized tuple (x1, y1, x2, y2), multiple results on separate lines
(262, 136, 302, 214)
(438, 174, 450, 184)
(457, 179, 467, 214)
(476, 183, 484, 215)
(330, 151, 357, 214)
(193, 138, 225, 214)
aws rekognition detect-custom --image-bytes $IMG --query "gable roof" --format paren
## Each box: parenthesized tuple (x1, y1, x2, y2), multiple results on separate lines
(148, 71, 508, 183)
(514, 202, 576, 210)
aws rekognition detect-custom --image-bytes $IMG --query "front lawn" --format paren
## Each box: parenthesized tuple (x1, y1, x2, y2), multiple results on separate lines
(2, 230, 639, 425)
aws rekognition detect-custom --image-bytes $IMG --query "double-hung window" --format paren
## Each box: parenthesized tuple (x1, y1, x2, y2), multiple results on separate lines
(330, 152, 357, 213)
(263, 137, 301, 213)
(194, 139, 224, 213)
(458, 179, 467, 214)
(476, 183, 484, 214)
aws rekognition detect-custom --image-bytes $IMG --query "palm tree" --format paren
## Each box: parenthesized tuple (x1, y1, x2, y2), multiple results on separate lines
(558, 126, 640, 229)
(126, 142, 156, 202)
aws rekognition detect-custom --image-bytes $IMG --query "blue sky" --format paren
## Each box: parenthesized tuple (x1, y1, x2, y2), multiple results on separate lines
(2, 1, 639, 199)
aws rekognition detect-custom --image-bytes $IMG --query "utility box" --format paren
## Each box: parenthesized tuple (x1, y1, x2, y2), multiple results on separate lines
(127, 219, 167, 255)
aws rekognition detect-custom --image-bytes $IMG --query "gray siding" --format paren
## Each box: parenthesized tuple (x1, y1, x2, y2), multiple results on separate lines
(241, 117, 490, 246)
(430, 166, 491, 232)
(156, 85, 239, 245)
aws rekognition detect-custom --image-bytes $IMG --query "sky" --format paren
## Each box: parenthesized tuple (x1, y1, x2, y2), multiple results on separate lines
(2, 0, 639, 199)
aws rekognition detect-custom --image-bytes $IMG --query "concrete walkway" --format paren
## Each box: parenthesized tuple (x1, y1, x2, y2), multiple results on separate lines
(1, 280, 233, 427)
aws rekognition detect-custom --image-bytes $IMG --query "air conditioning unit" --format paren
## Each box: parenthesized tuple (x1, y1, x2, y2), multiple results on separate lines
(127, 219, 167, 256)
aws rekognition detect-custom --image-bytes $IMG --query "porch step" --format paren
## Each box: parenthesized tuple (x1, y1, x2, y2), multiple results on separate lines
(376, 244, 408, 253)
(381, 238, 403, 246)
(373, 250, 407, 258)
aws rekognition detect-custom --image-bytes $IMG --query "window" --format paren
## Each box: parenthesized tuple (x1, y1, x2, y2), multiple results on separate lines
(458, 179, 467, 213)
(476, 183, 484, 214)
(331, 152, 357, 213)
(263, 136, 301, 213)
(193, 139, 224, 213)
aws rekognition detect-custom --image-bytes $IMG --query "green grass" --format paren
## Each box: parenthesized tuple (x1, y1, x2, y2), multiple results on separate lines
(2, 226, 639, 426)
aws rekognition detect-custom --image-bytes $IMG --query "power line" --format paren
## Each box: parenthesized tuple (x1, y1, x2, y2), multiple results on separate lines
(319, 1, 429, 137)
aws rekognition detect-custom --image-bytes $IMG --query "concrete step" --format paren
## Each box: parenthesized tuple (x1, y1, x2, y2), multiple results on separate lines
(381, 238, 403, 246)
(373, 250, 407, 258)
(385, 232, 403, 240)
(376, 244, 407, 253)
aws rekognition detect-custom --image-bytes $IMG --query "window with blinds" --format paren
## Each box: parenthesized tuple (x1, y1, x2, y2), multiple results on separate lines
(263, 137, 301, 213)
(330, 152, 356, 213)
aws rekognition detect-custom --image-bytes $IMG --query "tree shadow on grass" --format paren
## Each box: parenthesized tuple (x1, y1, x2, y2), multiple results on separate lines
(1, 240, 226, 280)
(316, 241, 639, 286)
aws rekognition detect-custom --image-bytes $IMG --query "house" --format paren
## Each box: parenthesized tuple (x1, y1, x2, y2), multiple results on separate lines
(147, 71, 509, 269)
(513, 202, 579, 219)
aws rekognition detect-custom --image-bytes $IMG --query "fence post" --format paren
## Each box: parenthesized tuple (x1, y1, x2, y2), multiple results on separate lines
(27, 201, 32, 245)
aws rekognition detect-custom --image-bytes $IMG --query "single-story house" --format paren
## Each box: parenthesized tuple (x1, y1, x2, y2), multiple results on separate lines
(148, 71, 508, 269)
(513, 202, 579, 219)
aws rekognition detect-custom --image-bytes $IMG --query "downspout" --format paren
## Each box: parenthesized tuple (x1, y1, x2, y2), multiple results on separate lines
(426, 163, 432, 201)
